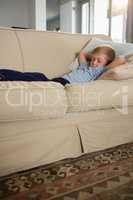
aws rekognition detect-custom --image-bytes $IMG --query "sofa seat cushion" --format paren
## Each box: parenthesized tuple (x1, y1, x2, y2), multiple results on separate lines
(65, 79, 133, 112)
(0, 81, 67, 121)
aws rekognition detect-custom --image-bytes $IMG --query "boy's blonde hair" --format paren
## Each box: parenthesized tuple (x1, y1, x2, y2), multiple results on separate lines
(91, 45, 116, 65)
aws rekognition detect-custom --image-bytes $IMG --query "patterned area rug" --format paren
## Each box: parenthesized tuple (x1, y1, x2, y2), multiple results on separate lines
(0, 142, 133, 200)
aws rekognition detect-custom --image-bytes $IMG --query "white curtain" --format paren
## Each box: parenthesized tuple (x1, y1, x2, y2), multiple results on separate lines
(126, 0, 133, 43)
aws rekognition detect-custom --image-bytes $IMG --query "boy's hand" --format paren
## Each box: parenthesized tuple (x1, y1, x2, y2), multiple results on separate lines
(106, 57, 126, 69)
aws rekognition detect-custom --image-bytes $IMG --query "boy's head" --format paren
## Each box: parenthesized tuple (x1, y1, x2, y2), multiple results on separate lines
(90, 45, 116, 68)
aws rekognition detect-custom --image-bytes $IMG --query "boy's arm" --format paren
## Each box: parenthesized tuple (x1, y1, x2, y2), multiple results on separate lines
(77, 51, 92, 65)
(78, 51, 87, 65)
(106, 57, 126, 70)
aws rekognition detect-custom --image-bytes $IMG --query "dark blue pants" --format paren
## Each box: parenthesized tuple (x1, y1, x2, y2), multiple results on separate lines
(0, 69, 69, 86)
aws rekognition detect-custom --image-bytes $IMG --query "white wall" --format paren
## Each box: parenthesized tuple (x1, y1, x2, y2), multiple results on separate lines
(0, 0, 29, 28)
(60, 1, 73, 33)
(75, 1, 81, 33)
(28, 0, 35, 29)
(0, 0, 46, 30)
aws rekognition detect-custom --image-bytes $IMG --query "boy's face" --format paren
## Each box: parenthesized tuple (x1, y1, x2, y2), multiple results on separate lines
(90, 53, 108, 68)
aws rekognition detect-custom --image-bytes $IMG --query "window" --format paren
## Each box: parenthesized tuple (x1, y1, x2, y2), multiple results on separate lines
(92, 0, 128, 42)
(93, 0, 109, 35)
(111, 0, 128, 42)
(81, 2, 89, 34)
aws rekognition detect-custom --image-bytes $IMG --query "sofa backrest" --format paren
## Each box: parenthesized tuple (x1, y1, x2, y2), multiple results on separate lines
(0, 27, 23, 71)
(0, 27, 110, 78)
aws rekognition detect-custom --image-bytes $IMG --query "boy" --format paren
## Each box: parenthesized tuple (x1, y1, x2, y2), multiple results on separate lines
(0, 45, 125, 85)
(60, 45, 116, 84)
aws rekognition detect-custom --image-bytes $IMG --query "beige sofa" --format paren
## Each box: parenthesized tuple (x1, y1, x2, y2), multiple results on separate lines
(0, 27, 133, 177)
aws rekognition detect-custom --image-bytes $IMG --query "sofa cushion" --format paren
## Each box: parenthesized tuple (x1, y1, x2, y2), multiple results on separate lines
(98, 53, 133, 81)
(0, 28, 23, 70)
(82, 38, 133, 57)
(125, 53, 133, 63)
(0, 81, 67, 121)
(65, 79, 133, 113)
(99, 63, 133, 80)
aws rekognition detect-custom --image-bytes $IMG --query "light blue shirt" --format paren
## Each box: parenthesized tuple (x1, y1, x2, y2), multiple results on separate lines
(62, 63, 105, 84)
